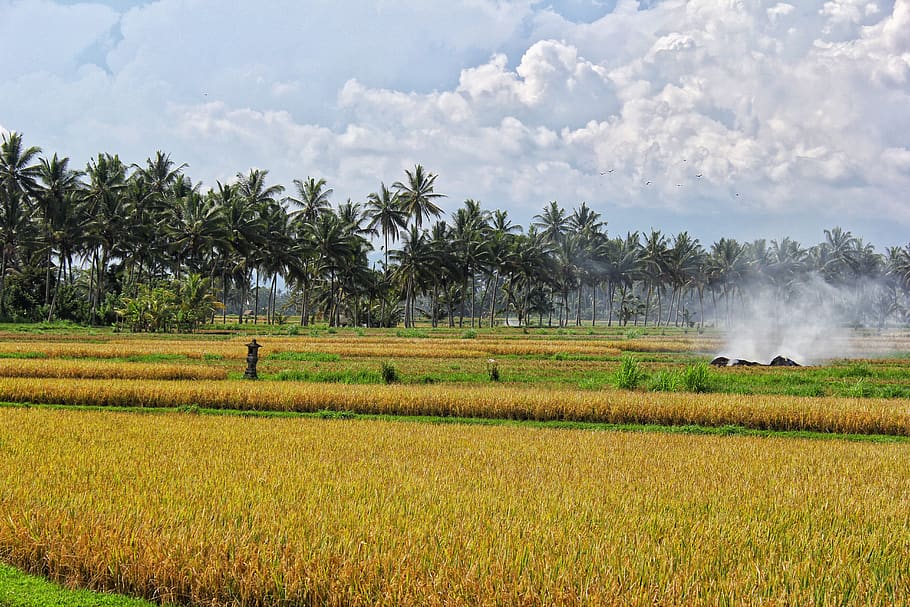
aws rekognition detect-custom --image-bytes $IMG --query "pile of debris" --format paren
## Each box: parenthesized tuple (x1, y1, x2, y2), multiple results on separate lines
(710, 355, 801, 367)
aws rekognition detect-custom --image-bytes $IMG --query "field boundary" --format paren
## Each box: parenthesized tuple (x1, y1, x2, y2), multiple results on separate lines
(2, 401, 907, 444)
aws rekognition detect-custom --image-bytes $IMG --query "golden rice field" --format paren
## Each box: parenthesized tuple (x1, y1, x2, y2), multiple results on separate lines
(0, 327, 906, 435)
(0, 376, 908, 436)
(1, 408, 908, 606)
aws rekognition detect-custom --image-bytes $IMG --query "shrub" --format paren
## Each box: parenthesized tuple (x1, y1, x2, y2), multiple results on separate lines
(614, 356, 643, 390)
(462, 329, 477, 339)
(647, 369, 680, 392)
(486, 359, 500, 382)
(682, 363, 711, 393)
(381, 361, 399, 384)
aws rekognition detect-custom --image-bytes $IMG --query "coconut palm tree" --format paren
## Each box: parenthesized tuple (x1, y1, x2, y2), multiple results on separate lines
(306, 210, 356, 326)
(390, 225, 434, 327)
(483, 209, 521, 327)
(366, 183, 408, 327)
(392, 164, 446, 229)
(663, 231, 703, 326)
(36, 154, 83, 313)
(366, 183, 408, 272)
(451, 199, 490, 327)
(640, 229, 668, 326)
(532, 200, 569, 244)
(0, 132, 42, 316)
(287, 176, 332, 224)
(82, 153, 129, 323)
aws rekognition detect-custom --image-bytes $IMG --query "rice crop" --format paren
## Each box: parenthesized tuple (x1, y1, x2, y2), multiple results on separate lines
(0, 359, 226, 381)
(0, 408, 907, 606)
(0, 377, 908, 436)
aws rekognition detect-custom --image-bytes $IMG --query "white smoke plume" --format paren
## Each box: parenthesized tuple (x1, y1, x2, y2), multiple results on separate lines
(717, 274, 866, 365)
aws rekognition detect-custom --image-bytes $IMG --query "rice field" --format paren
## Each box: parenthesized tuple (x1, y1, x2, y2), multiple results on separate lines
(2, 325, 910, 605)
(1, 408, 909, 606)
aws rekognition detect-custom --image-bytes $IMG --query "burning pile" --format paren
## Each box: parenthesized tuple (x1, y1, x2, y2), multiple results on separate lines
(710, 355, 801, 367)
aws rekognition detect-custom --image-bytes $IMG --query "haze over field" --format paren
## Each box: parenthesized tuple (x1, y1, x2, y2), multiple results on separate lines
(1, 0, 909, 246)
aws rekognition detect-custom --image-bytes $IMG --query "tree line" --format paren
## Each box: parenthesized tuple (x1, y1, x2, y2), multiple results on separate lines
(2, 131, 910, 330)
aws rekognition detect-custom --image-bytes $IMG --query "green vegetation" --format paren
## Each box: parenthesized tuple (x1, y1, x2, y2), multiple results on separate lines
(614, 356, 644, 389)
(268, 351, 341, 362)
(271, 368, 382, 384)
(0, 563, 161, 607)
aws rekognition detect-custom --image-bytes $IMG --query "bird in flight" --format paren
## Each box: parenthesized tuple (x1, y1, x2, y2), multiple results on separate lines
(644, 180, 652, 185)
(695, 173, 703, 178)
(600, 169, 615, 175)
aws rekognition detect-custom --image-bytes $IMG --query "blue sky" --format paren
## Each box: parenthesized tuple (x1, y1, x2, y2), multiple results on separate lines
(2, 0, 909, 249)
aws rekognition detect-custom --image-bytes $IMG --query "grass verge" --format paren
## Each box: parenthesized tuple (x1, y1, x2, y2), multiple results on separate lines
(0, 562, 162, 607)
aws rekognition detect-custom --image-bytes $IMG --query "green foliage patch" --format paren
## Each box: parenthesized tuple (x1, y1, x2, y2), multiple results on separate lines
(0, 562, 161, 607)
(268, 351, 341, 362)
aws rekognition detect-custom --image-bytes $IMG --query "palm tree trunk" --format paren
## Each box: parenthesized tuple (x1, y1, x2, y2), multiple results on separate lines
(470, 275, 477, 329)
(488, 273, 499, 328)
(607, 282, 615, 327)
(221, 272, 228, 324)
(644, 282, 653, 326)
(575, 285, 582, 326)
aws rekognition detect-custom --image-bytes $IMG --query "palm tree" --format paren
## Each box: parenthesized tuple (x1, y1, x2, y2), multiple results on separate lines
(569, 202, 605, 326)
(234, 169, 283, 322)
(819, 226, 858, 284)
(306, 210, 355, 326)
(392, 164, 446, 229)
(533, 200, 569, 244)
(0, 132, 42, 316)
(366, 184, 408, 325)
(640, 230, 668, 326)
(287, 176, 332, 224)
(36, 154, 83, 314)
(391, 225, 434, 327)
(451, 199, 490, 327)
(166, 189, 226, 279)
(484, 209, 521, 327)
(663, 232, 703, 326)
(366, 183, 408, 272)
(82, 153, 129, 324)
(709, 238, 746, 327)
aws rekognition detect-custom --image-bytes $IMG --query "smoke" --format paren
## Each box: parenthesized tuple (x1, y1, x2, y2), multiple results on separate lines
(717, 274, 867, 365)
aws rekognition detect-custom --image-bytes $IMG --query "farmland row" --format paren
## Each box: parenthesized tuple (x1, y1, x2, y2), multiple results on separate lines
(1, 377, 908, 436)
(0, 359, 226, 381)
(1, 408, 907, 606)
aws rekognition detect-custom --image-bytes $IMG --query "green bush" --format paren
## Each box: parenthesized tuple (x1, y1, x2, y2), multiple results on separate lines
(647, 369, 680, 392)
(614, 356, 643, 390)
(486, 359, 500, 382)
(381, 361, 399, 384)
(462, 329, 477, 339)
(682, 363, 711, 393)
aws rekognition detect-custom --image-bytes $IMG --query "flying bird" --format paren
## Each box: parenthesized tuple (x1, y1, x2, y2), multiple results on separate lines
(600, 169, 615, 175)
(695, 173, 703, 178)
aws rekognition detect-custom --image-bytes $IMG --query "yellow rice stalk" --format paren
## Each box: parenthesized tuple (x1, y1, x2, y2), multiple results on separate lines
(0, 359, 226, 380)
(0, 408, 907, 606)
(0, 377, 907, 436)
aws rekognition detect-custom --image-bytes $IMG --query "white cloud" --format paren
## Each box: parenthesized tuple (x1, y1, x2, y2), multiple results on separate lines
(0, 0, 908, 246)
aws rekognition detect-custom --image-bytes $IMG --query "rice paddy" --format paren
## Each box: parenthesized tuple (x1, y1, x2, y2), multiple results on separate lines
(1, 325, 909, 605)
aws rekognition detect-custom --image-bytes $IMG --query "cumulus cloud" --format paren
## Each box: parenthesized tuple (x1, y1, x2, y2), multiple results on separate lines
(0, 0, 908, 246)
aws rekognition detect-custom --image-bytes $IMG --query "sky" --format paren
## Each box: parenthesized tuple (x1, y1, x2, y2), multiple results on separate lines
(1, 0, 909, 250)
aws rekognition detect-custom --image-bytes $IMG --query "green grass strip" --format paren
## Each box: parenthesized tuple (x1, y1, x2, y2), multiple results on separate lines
(0, 563, 162, 607)
(1, 401, 906, 444)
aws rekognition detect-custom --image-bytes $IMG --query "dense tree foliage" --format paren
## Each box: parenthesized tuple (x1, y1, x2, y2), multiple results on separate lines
(2, 131, 910, 330)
